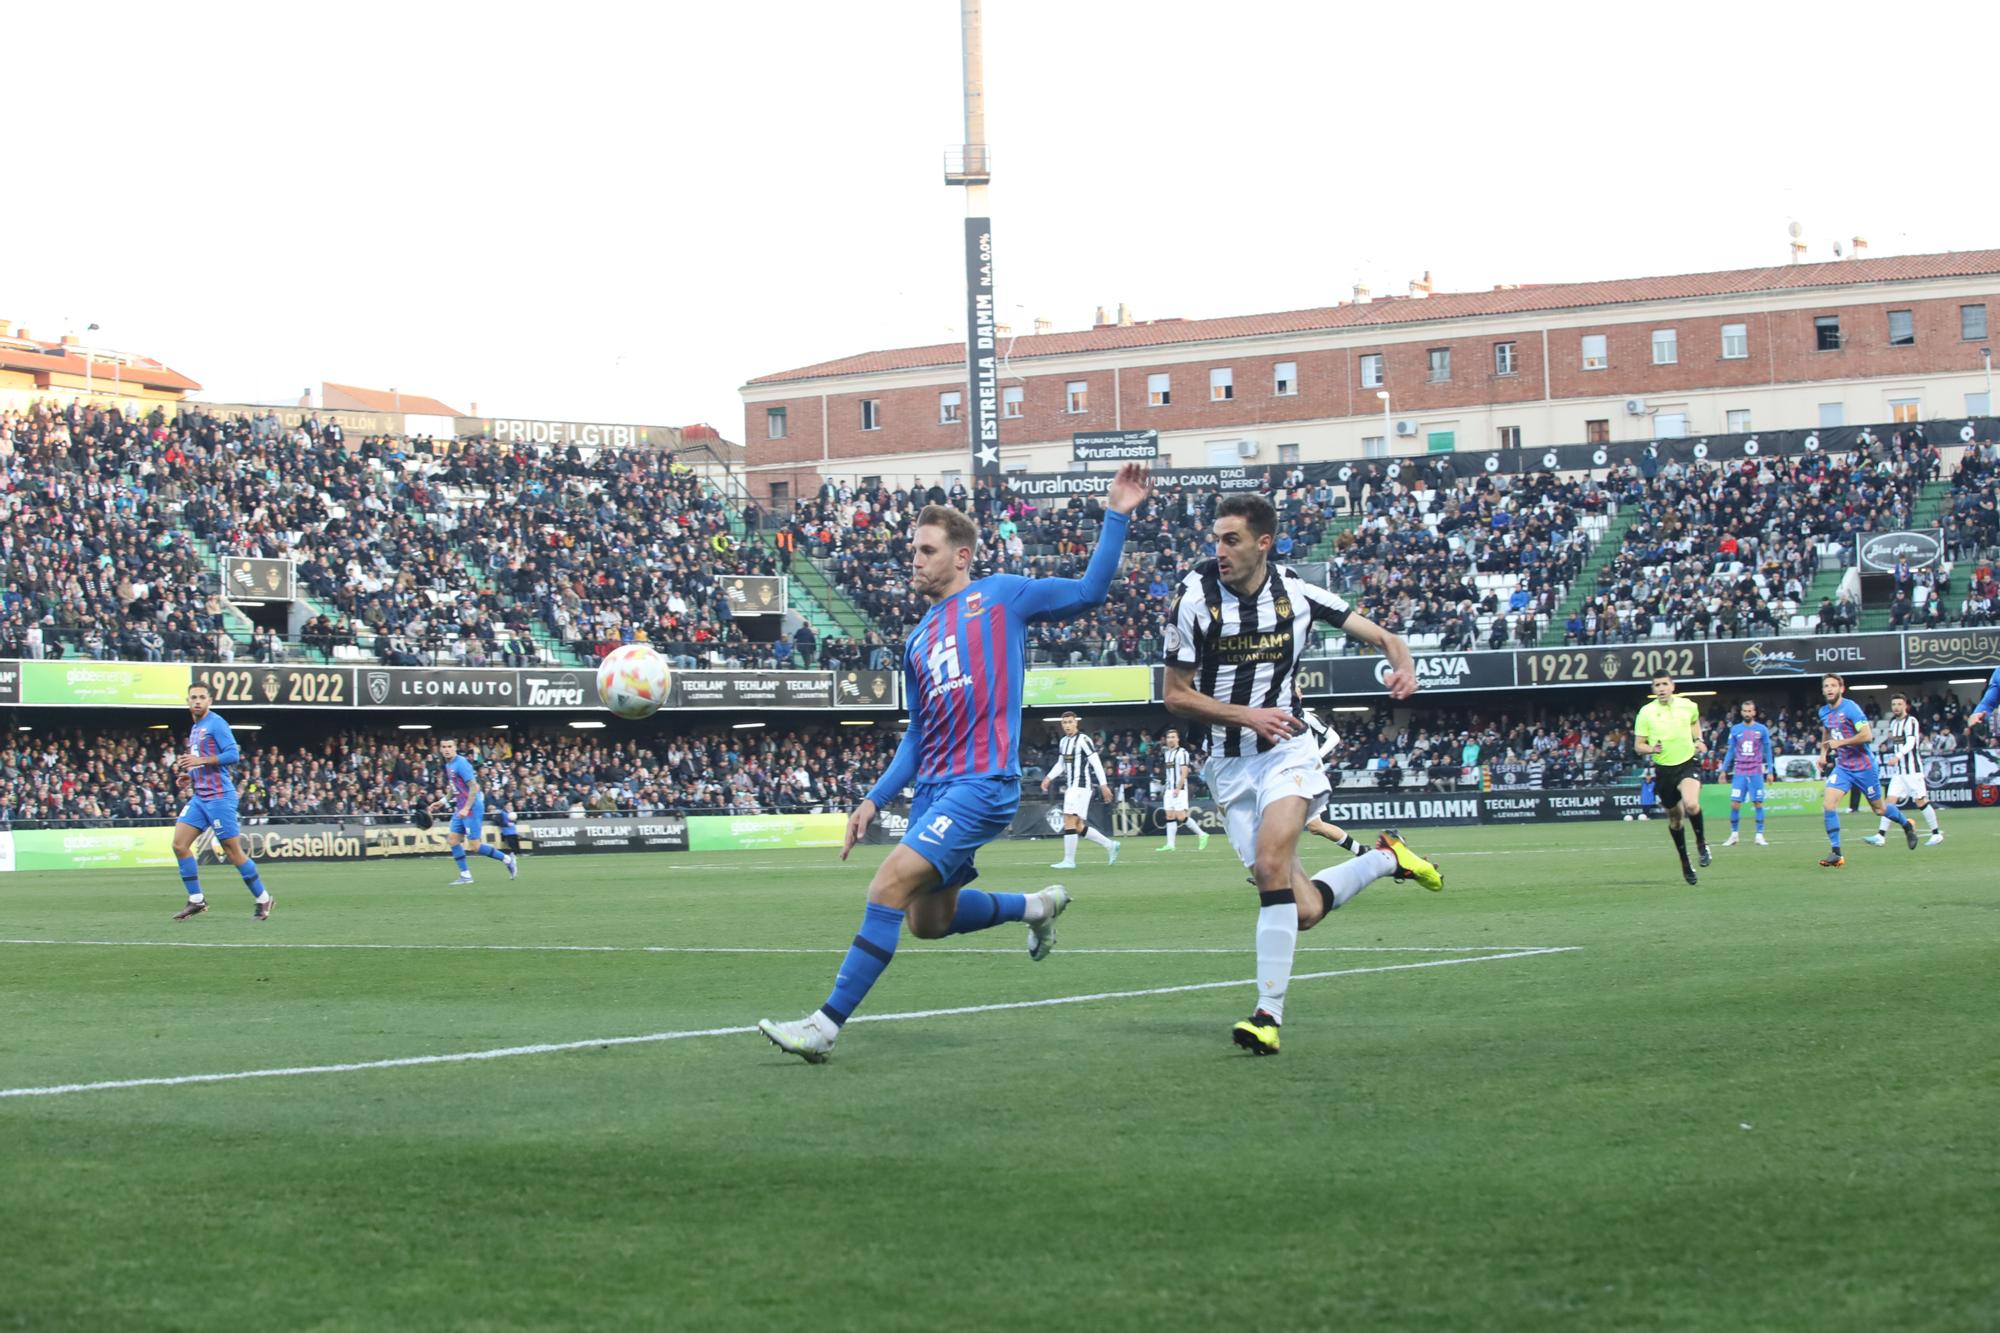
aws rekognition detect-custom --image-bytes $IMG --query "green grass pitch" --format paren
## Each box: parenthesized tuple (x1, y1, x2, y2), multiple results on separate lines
(3, 817, 1997, 1331)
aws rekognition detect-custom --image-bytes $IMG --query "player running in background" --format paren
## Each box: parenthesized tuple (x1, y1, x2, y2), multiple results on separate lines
(1637, 766, 1658, 820)
(1866, 692, 1942, 847)
(488, 792, 524, 856)
(1155, 727, 1209, 852)
(170, 682, 274, 921)
(1633, 672, 1710, 885)
(1817, 673, 1916, 866)
(758, 463, 1153, 1064)
(428, 739, 518, 885)
(1163, 493, 1440, 1058)
(1040, 712, 1119, 867)
(1300, 708, 1368, 858)
(1722, 699, 1774, 847)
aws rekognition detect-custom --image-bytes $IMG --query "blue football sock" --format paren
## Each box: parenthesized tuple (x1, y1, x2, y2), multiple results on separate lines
(1824, 808, 1842, 851)
(821, 903, 905, 1027)
(236, 858, 266, 897)
(452, 846, 470, 874)
(1754, 806, 1765, 833)
(476, 844, 508, 861)
(1729, 808, 1741, 832)
(944, 889, 1027, 936)
(1883, 803, 1911, 828)
(177, 856, 201, 898)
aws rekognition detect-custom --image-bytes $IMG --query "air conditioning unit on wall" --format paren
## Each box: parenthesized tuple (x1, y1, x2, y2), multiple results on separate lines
(1624, 398, 1649, 416)
(1236, 439, 1261, 459)
(1394, 420, 1419, 437)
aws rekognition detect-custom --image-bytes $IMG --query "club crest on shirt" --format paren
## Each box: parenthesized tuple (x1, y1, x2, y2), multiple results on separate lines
(1273, 597, 1292, 620)
(964, 592, 984, 618)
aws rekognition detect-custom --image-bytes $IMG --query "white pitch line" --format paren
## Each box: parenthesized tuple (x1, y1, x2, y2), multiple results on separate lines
(0, 938, 1557, 957)
(0, 948, 1575, 1099)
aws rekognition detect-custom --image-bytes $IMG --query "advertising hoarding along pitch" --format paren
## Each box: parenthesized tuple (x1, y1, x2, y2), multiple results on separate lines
(194, 665, 356, 709)
(21, 661, 190, 707)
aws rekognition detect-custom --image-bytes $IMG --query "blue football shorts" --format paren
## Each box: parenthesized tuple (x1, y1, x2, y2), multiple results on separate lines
(177, 794, 241, 841)
(1824, 765, 1882, 802)
(1729, 774, 1766, 803)
(451, 798, 487, 838)
(902, 776, 1021, 891)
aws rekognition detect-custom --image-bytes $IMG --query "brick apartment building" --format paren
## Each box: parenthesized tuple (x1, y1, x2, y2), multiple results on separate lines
(738, 249, 1999, 505)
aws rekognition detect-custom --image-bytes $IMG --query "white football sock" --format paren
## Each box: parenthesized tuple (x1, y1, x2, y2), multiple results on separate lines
(1255, 892, 1299, 1023)
(1063, 833, 1079, 862)
(1876, 815, 1891, 834)
(1311, 849, 1396, 910)
(1165, 822, 1178, 848)
(1922, 804, 1939, 831)
(1022, 891, 1051, 924)
(1084, 827, 1115, 850)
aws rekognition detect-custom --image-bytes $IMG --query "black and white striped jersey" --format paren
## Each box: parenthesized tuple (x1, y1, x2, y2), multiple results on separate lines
(1163, 560, 1352, 757)
(1162, 745, 1191, 792)
(1056, 733, 1106, 789)
(1878, 715, 1922, 776)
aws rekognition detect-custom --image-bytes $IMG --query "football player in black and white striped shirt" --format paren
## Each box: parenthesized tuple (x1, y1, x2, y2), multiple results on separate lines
(1866, 692, 1943, 846)
(1154, 727, 1209, 852)
(1162, 493, 1443, 1057)
(1037, 712, 1119, 868)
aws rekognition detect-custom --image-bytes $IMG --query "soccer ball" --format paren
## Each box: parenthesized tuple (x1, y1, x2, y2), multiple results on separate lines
(595, 644, 672, 720)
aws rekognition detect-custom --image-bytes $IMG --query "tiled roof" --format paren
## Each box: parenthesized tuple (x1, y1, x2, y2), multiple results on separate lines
(745, 248, 2000, 386)
(0, 341, 201, 392)
(322, 381, 466, 418)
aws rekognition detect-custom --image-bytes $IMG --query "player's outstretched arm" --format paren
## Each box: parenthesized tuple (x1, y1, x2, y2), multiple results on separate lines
(1337, 609, 1416, 699)
(850, 704, 925, 860)
(1971, 667, 2000, 726)
(1163, 664, 1299, 746)
(1014, 464, 1151, 622)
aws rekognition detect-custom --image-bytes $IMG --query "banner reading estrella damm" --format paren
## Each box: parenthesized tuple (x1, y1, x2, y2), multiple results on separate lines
(20, 661, 191, 708)
(6, 828, 180, 872)
(1023, 666, 1152, 708)
(686, 813, 849, 852)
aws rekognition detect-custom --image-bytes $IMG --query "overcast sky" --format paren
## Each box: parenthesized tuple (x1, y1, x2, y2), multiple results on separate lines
(4, 0, 1988, 438)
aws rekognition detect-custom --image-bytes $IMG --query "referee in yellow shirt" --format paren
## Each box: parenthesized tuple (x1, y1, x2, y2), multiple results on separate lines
(1633, 670, 1711, 884)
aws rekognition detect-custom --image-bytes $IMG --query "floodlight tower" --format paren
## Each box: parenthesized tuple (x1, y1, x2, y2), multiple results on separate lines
(945, 0, 999, 480)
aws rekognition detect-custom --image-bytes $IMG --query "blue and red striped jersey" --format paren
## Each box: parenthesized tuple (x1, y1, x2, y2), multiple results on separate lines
(186, 712, 241, 800)
(867, 511, 1130, 802)
(1819, 698, 1876, 771)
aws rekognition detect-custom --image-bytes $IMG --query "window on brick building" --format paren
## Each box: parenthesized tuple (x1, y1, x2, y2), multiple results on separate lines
(1147, 373, 1171, 407)
(1002, 386, 1023, 419)
(1277, 442, 1300, 463)
(939, 391, 961, 424)
(1887, 310, 1915, 347)
(1066, 380, 1088, 414)
(1273, 361, 1297, 396)
(1493, 342, 1516, 376)
(1656, 414, 1688, 439)
(1584, 419, 1610, 444)
(1361, 435, 1388, 459)
(1967, 391, 1991, 418)
(1889, 397, 1920, 423)
(860, 399, 880, 430)
(1721, 323, 1748, 360)
(1497, 425, 1521, 449)
(1726, 409, 1752, 433)
(861, 475, 882, 490)
(1581, 334, 1608, 371)
(1210, 367, 1234, 401)
(1819, 403, 1845, 427)
(769, 481, 790, 506)
(766, 406, 788, 439)
(1815, 316, 1842, 351)
(1650, 329, 1676, 365)
(1963, 304, 1989, 341)
(1427, 348, 1451, 383)
(1359, 354, 1383, 388)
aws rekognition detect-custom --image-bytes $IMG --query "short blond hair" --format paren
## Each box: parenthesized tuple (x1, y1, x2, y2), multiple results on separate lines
(917, 504, 977, 554)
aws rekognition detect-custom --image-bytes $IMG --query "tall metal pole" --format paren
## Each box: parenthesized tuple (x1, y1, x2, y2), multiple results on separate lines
(954, 0, 1000, 480)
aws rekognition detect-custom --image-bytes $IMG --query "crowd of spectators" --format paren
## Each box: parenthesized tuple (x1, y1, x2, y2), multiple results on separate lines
(0, 721, 897, 827)
(1, 401, 805, 670)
